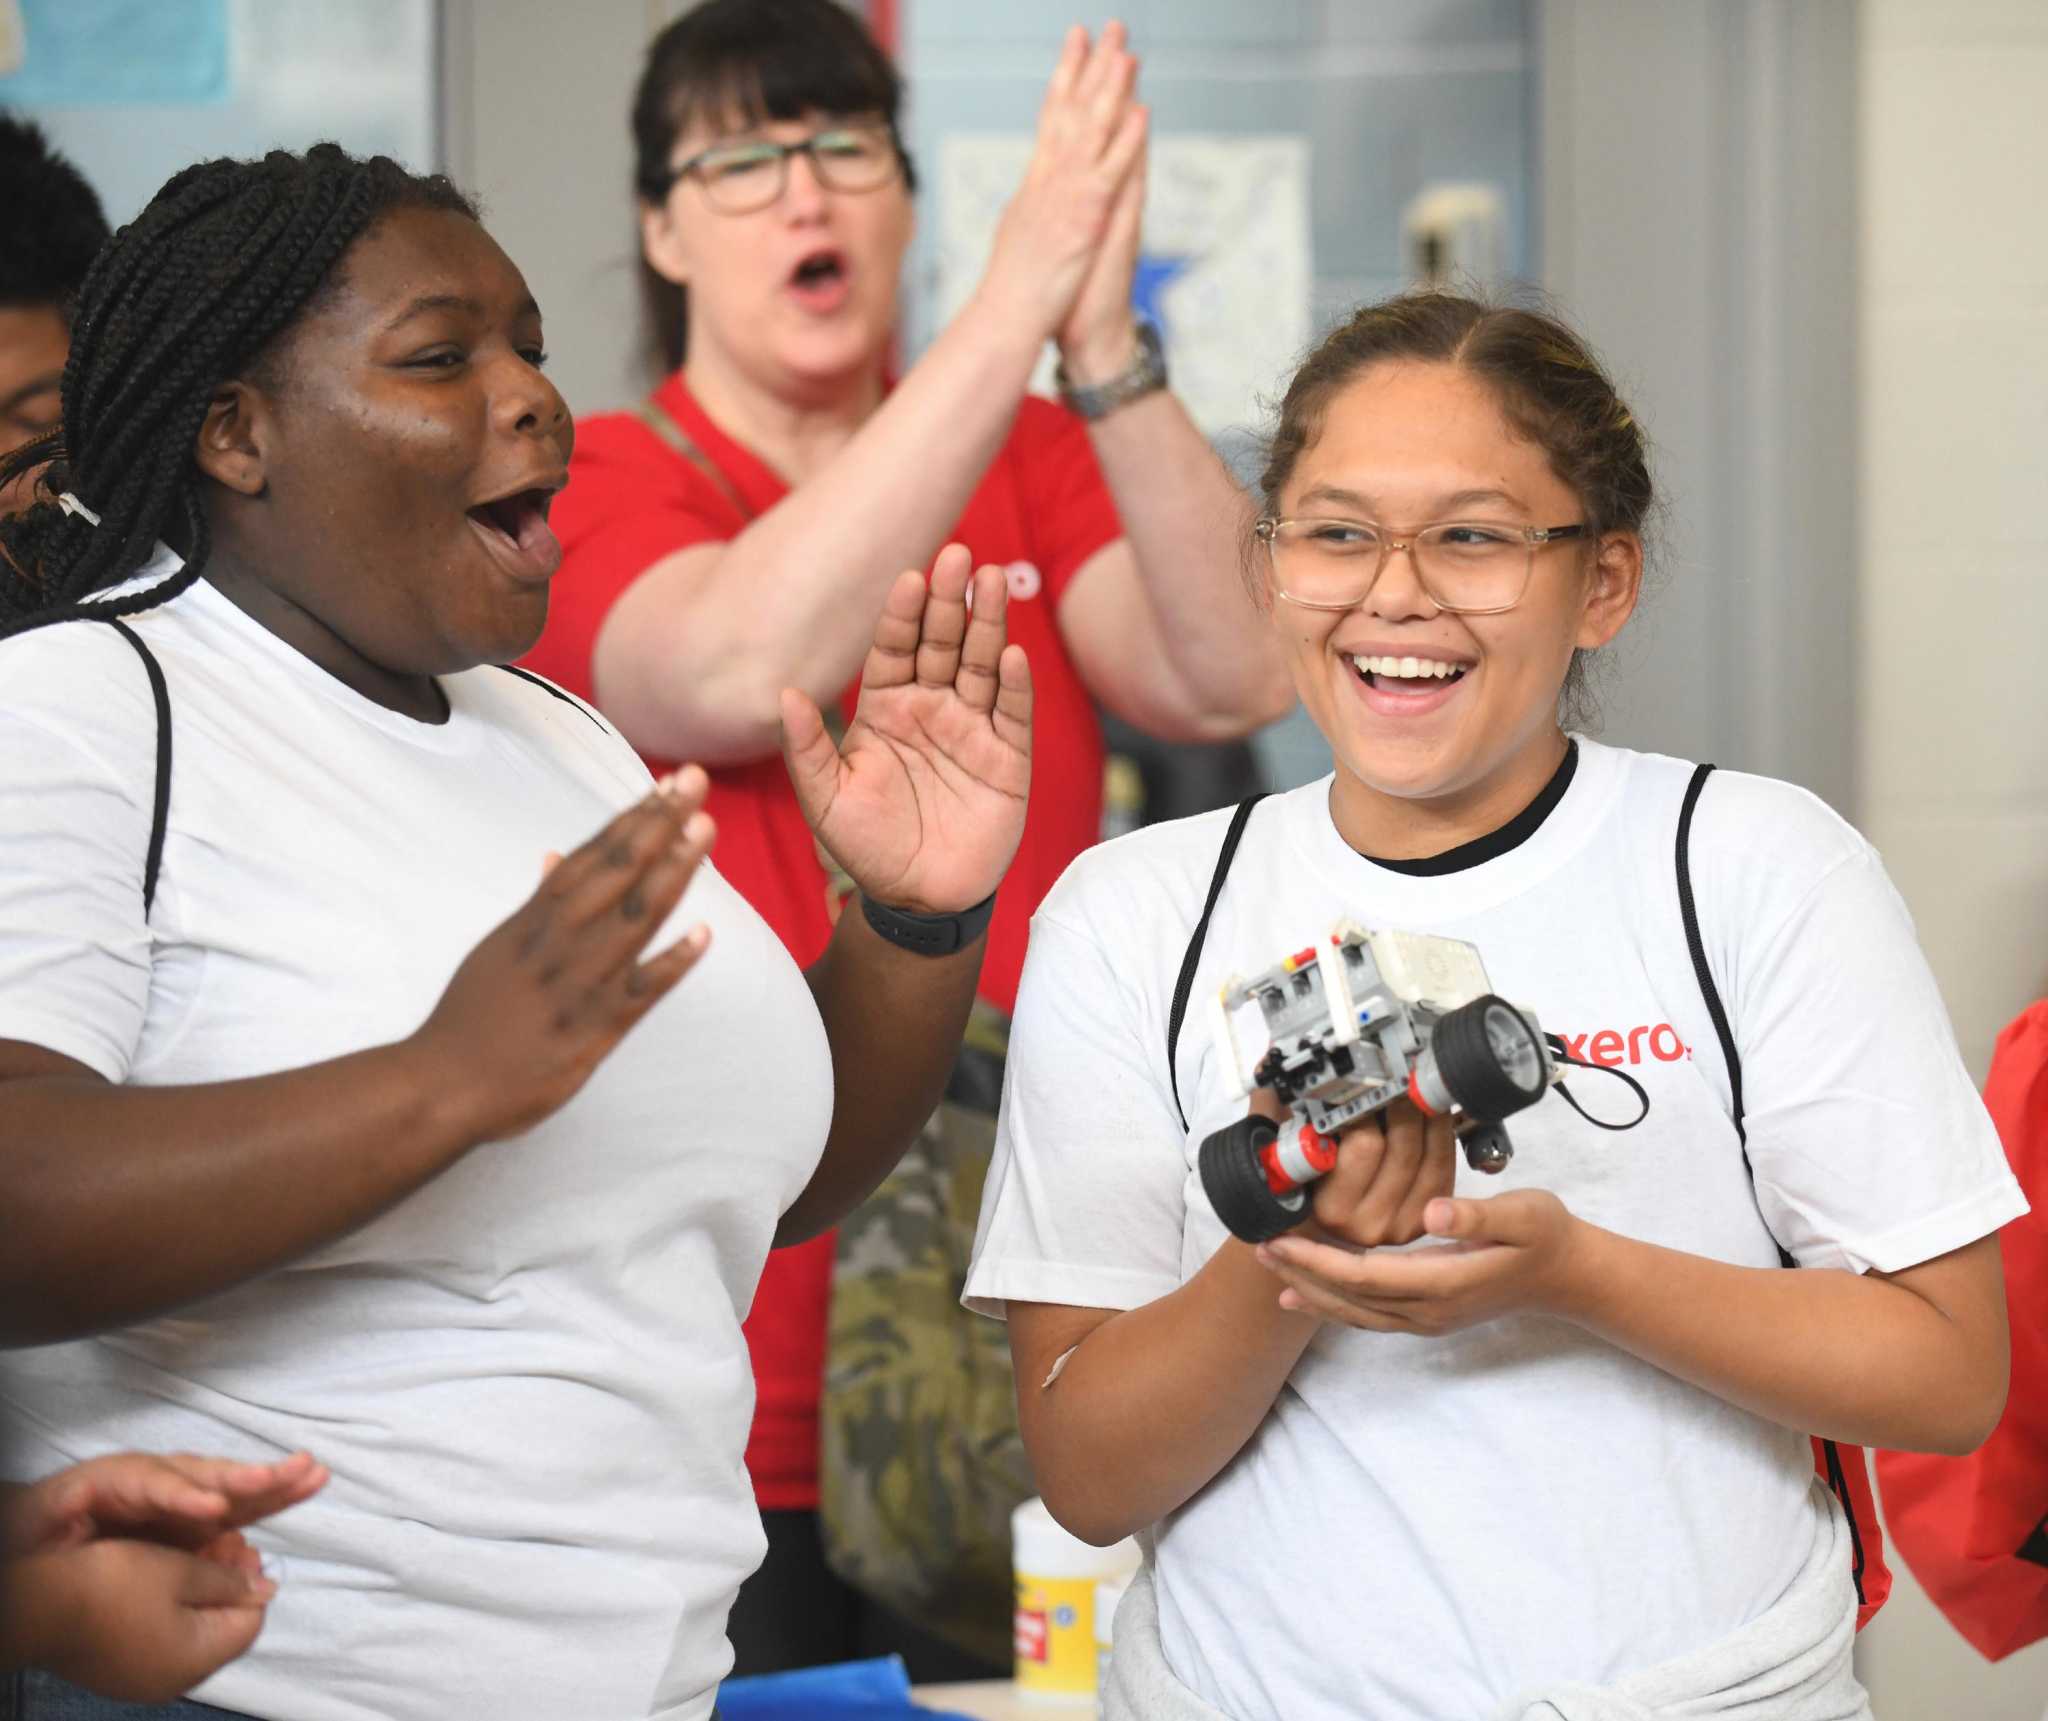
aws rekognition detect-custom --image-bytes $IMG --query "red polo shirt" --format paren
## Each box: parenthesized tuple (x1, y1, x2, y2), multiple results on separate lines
(522, 373, 1120, 1508)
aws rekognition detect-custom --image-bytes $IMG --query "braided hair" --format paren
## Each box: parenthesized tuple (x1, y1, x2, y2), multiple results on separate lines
(0, 143, 477, 640)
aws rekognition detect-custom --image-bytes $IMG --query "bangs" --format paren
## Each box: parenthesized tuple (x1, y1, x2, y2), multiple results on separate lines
(634, 0, 903, 198)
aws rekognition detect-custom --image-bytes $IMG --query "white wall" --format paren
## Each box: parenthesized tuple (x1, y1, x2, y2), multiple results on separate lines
(438, 0, 677, 418)
(1853, 4, 2048, 1713)
(1536, 0, 1859, 812)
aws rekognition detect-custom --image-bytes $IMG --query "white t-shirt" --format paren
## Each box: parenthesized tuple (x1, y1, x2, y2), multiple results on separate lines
(965, 739, 2026, 1721)
(0, 563, 834, 1721)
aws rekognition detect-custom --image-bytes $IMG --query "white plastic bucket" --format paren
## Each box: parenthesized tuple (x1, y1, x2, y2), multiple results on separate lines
(1010, 1497, 1138, 1704)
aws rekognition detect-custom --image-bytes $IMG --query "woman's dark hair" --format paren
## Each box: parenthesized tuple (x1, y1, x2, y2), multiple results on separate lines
(632, 0, 916, 374)
(0, 113, 111, 318)
(0, 143, 477, 636)
(1257, 291, 1656, 727)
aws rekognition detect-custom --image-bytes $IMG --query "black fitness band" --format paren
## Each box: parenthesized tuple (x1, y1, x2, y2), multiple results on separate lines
(860, 889, 997, 957)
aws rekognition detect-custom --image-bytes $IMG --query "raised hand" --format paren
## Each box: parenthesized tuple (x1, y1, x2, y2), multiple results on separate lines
(977, 22, 1147, 345)
(410, 771, 716, 1144)
(1256, 1188, 1584, 1335)
(1058, 123, 1148, 382)
(780, 543, 1031, 915)
(4, 1451, 328, 1558)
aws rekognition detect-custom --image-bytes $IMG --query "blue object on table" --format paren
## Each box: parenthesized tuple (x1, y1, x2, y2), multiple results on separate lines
(715, 1655, 977, 1720)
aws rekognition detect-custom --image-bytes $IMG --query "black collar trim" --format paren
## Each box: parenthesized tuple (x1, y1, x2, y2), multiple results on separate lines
(1360, 740, 1580, 877)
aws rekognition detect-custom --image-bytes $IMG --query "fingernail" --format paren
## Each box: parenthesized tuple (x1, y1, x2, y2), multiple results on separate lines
(259, 1552, 287, 1587)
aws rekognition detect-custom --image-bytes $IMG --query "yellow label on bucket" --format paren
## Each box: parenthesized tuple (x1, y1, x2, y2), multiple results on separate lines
(1013, 1573, 1099, 1696)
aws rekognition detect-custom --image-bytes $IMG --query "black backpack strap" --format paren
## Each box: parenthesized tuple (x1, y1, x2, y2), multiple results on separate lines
(101, 618, 171, 916)
(1676, 764, 1748, 1150)
(1167, 794, 1270, 1132)
(1677, 761, 1867, 1602)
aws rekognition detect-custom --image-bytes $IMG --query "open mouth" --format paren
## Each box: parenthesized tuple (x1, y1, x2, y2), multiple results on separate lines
(465, 486, 562, 580)
(1348, 653, 1471, 694)
(788, 248, 850, 302)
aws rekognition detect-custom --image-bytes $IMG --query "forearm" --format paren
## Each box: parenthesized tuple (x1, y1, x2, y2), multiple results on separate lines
(1073, 354, 1290, 734)
(1015, 1243, 1317, 1545)
(777, 905, 984, 1246)
(1, 1041, 475, 1346)
(1561, 1225, 2009, 1455)
(603, 296, 1048, 764)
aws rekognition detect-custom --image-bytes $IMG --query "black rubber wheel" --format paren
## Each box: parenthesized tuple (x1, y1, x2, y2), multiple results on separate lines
(1198, 1114, 1308, 1243)
(1430, 995, 1547, 1120)
(1459, 1119, 1515, 1175)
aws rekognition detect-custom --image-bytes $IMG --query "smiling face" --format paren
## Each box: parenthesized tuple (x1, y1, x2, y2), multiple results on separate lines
(639, 108, 912, 397)
(1268, 359, 1640, 851)
(197, 204, 573, 696)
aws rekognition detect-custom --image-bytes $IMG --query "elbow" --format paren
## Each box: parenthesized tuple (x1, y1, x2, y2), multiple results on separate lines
(1038, 1482, 1142, 1550)
(1898, 1357, 2010, 1457)
(1034, 1457, 1154, 1547)
(1216, 673, 1300, 738)
(603, 664, 787, 770)
(1170, 672, 1299, 745)
(1934, 1373, 2009, 1457)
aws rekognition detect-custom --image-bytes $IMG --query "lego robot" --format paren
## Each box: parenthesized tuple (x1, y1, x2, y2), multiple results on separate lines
(1199, 923, 1558, 1243)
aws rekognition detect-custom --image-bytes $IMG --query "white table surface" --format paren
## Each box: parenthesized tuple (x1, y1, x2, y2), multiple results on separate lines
(911, 1679, 1095, 1719)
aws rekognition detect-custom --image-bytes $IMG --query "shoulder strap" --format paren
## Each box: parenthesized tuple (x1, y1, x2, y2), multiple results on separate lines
(1677, 763, 1782, 1253)
(630, 394, 756, 524)
(101, 618, 171, 916)
(495, 663, 608, 731)
(1677, 760, 1871, 1607)
(1675, 763, 1746, 1141)
(1167, 794, 1270, 1131)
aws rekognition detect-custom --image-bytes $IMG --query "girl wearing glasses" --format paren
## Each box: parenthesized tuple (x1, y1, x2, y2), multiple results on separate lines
(965, 292, 2022, 1718)
(522, 0, 1291, 1678)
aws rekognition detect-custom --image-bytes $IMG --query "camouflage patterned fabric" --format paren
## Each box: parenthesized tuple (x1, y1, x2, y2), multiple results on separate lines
(819, 1000, 1034, 1668)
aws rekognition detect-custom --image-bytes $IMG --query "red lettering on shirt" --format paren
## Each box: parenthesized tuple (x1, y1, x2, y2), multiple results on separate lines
(1557, 1024, 1690, 1066)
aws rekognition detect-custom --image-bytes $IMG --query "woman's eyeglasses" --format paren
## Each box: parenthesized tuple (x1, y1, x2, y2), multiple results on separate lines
(660, 125, 902, 215)
(1255, 516, 1590, 616)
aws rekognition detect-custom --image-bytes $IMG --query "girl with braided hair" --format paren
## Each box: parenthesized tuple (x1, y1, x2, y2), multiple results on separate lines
(0, 143, 1034, 1720)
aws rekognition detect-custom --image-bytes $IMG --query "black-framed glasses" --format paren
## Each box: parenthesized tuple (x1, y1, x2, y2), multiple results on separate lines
(660, 124, 902, 214)
(1254, 516, 1590, 615)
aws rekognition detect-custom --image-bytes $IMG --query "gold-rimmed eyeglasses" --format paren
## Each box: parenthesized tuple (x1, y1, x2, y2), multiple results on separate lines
(1254, 516, 1590, 616)
(660, 124, 902, 215)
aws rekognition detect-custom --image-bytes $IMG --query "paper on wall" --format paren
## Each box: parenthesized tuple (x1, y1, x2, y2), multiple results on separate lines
(935, 134, 1311, 439)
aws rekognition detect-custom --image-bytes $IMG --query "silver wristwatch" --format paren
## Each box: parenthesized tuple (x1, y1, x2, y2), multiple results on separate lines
(1055, 321, 1167, 421)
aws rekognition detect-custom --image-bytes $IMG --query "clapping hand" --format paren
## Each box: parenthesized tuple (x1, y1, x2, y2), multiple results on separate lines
(4, 1450, 327, 1702)
(781, 543, 1031, 916)
(979, 23, 1147, 349)
(5, 1450, 327, 1558)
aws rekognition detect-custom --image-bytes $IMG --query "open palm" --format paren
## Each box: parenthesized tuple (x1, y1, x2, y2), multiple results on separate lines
(781, 545, 1032, 915)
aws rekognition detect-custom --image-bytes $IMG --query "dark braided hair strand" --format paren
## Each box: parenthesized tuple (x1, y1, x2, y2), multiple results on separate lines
(0, 143, 477, 640)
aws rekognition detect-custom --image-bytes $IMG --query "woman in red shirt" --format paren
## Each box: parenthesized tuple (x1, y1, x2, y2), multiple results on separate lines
(522, 0, 1292, 1678)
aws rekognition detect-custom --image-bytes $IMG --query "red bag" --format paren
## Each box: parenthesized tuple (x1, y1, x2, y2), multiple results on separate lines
(1816, 1435, 1891, 1631)
(1876, 1001, 2048, 1660)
